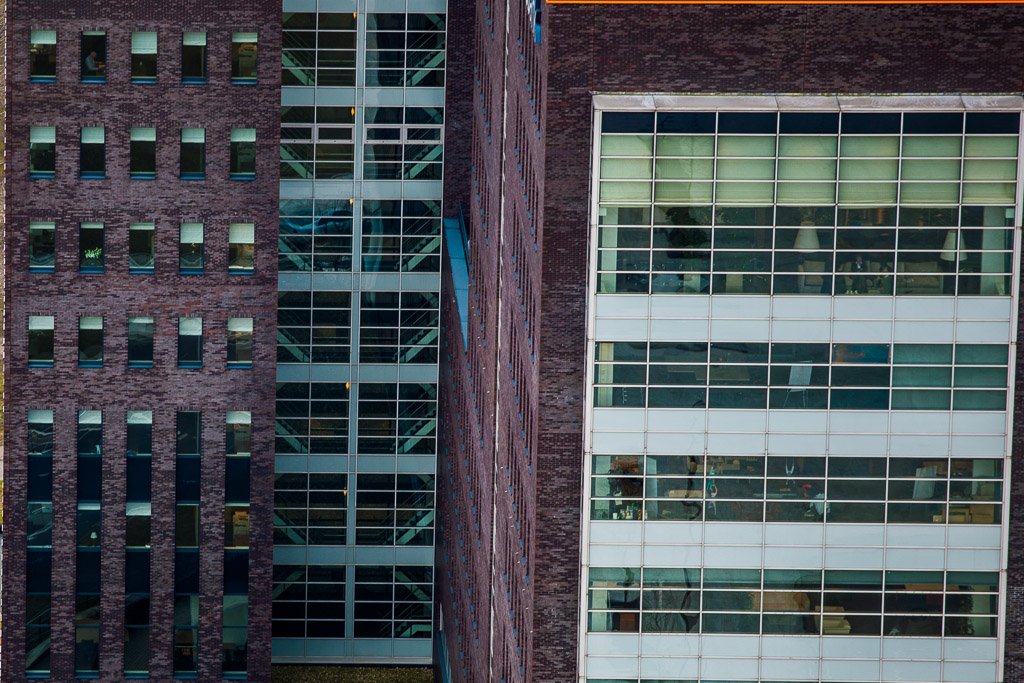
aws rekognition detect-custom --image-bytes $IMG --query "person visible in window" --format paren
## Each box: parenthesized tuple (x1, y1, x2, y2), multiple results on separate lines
(84, 50, 100, 74)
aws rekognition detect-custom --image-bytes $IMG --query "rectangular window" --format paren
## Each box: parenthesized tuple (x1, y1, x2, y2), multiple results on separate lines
(230, 128, 256, 178)
(129, 223, 155, 272)
(80, 127, 105, 178)
(232, 33, 258, 82)
(179, 223, 204, 273)
(30, 30, 57, 81)
(81, 31, 106, 80)
(79, 316, 103, 367)
(227, 318, 254, 367)
(28, 316, 55, 366)
(30, 126, 56, 176)
(174, 410, 201, 676)
(180, 128, 205, 178)
(178, 318, 203, 367)
(130, 127, 156, 177)
(228, 223, 255, 273)
(181, 32, 206, 82)
(79, 222, 104, 272)
(128, 317, 154, 367)
(131, 31, 157, 82)
(29, 221, 55, 271)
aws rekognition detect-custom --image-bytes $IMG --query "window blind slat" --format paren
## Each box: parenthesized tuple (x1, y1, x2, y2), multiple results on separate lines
(226, 411, 252, 424)
(132, 31, 158, 54)
(80, 222, 104, 231)
(130, 222, 155, 231)
(228, 318, 254, 333)
(179, 318, 203, 335)
(78, 410, 102, 424)
(181, 128, 205, 144)
(233, 32, 258, 43)
(79, 317, 103, 330)
(131, 127, 156, 142)
(129, 317, 154, 325)
(28, 410, 54, 424)
(31, 127, 56, 144)
(183, 32, 207, 46)
(180, 223, 204, 243)
(127, 410, 153, 425)
(229, 223, 255, 243)
(30, 221, 55, 231)
(231, 128, 256, 142)
(29, 316, 54, 330)
(81, 127, 105, 144)
(31, 30, 57, 44)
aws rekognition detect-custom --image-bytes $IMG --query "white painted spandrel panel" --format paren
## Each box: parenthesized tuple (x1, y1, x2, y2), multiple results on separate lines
(586, 633, 639, 655)
(942, 661, 999, 683)
(771, 295, 833, 318)
(955, 320, 1010, 342)
(889, 434, 949, 456)
(646, 432, 704, 454)
(833, 297, 894, 319)
(589, 522, 641, 544)
(596, 318, 649, 340)
(592, 431, 644, 453)
(881, 637, 941, 660)
(951, 435, 1005, 457)
(952, 411, 1007, 434)
(770, 318, 832, 341)
(588, 544, 642, 566)
(893, 319, 954, 342)
(702, 544, 762, 567)
(646, 409, 706, 432)
(650, 319, 706, 340)
(943, 638, 998, 660)
(759, 635, 820, 658)
(821, 659, 881, 681)
(881, 659, 941, 683)
(643, 521, 702, 544)
(639, 655, 699, 678)
(890, 411, 949, 433)
(947, 548, 1001, 570)
(707, 410, 766, 432)
(765, 523, 823, 545)
(828, 411, 889, 432)
(894, 296, 955, 319)
(759, 657, 820, 680)
(826, 524, 885, 546)
(827, 433, 888, 455)
(767, 432, 827, 455)
(821, 636, 881, 659)
(641, 544, 703, 567)
(700, 656, 759, 680)
(596, 295, 649, 318)
(640, 633, 699, 656)
(592, 408, 647, 431)
(885, 525, 945, 547)
(710, 318, 770, 340)
(701, 634, 758, 656)
(763, 546, 823, 568)
(825, 546, 884, 568)
(585, 656, 638, 678)
(710, 295, 770, 318)
(650, 296, 709, 319)
(954, 297, 1012, 320)
(768, 410, 828, 432)
(832, 319, 892, 341)
(706, 431, 765, 454)
(704, 523, 763, 545)
(947, 525, 1000, 548)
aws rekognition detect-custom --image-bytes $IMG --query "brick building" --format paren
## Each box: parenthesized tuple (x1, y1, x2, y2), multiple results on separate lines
(2, 1, 280, 679)
(437, 3, 1024, 683)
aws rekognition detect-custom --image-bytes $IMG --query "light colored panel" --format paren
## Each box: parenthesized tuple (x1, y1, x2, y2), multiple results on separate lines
(592, 431, 644, 453)
(706, 432, 765, 454)
(822, 636, 880, 658)
(947, 548, 1001, 570)
(760, 635, 820, 658)
(955, 297, 1012, 320)
(881, 660, 941, 683)
(702, 545, 762, 567)
(710, 296, 770, 318)
(644, 522, 702, 544)
(890, 412, 949, 433)
(641, 544, 703, 566)
(881, 637, 941, 660)
(586, 634, 639, 655)
(827, 434, 888, 455)
(767, 432, 827, 455)
(952, 411, 1007, 434)
(947, 525, 1000, 548)
(832, 320, 892, 341)
(701, 634, 759, 656)
(768, 410, 828, 432)
(759, 657, 820, 680)
(770, 319, 832, 341)
(646, 432, 704, 454)
(765, 524, 823, 546)
(640, 655, 699, 678)
(710, 318, 770, 340)
(271, 639, 304, 657)
(944, 638, 998, 661)
(771, 295, 833, 318)
(589, 522, 642, 544)
(763, 546, 823, 568)
(889, 434, 949, 456)
(647, 409, 706, 431)
(893, 320, 954, 342)
(707, 410, 766, 432)
(826, 524, 885, 546)
(943, 661, 999, 683)
(704, 523, 763, 545)
(588, 544, 642, 566)
(650, 296, 709, 319)
(640, 633, 699, 656)
(951, 435, 1005, 457)
(592, 408, 646, 431)
(596, 295, 650, 319)
(596, 318, 649, 340)
(885, 548, 945, 569)
(894, 297, 955, 319)
(955, 321, 1010, 342)
(650, 318, 706, 340)
(700, 657, 759, 680)
(825, 546, 883, 568)
(821, 658, 880, 681)
(585, 656, 638, 678)
(833, 297, 894, 319)
(885, 525, 945, 547)
(828, 411, 889, 432)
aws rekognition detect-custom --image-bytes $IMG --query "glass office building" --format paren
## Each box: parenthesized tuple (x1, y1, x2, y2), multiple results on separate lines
(272, 0, 445, 664)
(581, 96, 1020, 683)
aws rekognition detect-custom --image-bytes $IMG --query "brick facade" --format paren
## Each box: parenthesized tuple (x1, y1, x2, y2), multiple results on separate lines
(441, 2, 1024, 682)
(2, 2, 280, 680)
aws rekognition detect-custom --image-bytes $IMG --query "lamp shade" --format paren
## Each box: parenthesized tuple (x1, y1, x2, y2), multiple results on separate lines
(940, 229, 966, 262)
(793, 225, 820, 252)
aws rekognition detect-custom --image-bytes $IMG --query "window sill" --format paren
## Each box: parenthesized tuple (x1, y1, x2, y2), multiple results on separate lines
(30, 172, 55, 178)
(128, 362, 153, 368)
(79, 361, 104, 368)
(179, 174, 206, 180)
(80, 76, 106, 83)
(182, 77, 207, 85)
(30, 267, 55, 273)
(28, 361, 54, 368)
(75, 673, 100, 679)
(30, 76, 56, 83)
(131, 77, 156, 84)
(231, 78, 257, 85)
(80, 267, 105, 274)
(228, 268, 255, 275)
(177, 362, 203, 369)
(227, 363, 253, 369)
(129, 267, 155, 274)
(179, 268, 204, 275)
(130, 173, 156, 179)
(80, 172, 106, 179)
(229, 174, 256, 181)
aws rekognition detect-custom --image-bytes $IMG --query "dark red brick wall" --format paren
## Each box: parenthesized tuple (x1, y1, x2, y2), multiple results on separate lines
(3, 2, 280, 680)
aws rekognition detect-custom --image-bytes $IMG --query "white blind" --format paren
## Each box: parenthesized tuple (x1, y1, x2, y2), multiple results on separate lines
(127, 502, 152, 516)
(229, 223, 255, 243)
(181, 128, 205, 144)
(30, 221, 55, 231)
(81, 222, 103, 231)
(83, 30, 105, 36)
(180, 223, 204, 243)
(80, 316, 103, 330)
(183, 31, 207, 46)
(233, 32, 258, 43)
(226, 411, 251, 424)
(179, 318, 203, 336)
(81, 127, 105, 144)
(231, 128, 256, 142)
(131, 127, 156, 142)
(129, 316, 154, 325)
(31, 126, 55, 143)
(130, 222, 155, 231)
(132, 31, 157, 54)
(28, 410, 54, 424)
(29, 316, 54, 330)
(127, 410, 153, 424)
(228, 317, 253, 333)
(31, 30, 57, 44)
(78, 410, 102, 424)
